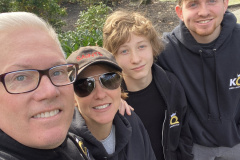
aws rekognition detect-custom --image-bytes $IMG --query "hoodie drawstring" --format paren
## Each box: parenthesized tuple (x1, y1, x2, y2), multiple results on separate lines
(213, 49, 222, 121)
(199, 49, 222, 121)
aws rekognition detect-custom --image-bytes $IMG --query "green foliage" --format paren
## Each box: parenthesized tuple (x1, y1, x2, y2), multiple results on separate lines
(60, 0, 81, 3)
(59, 29, 103, 57)
(0, 0, 14, 12)
(0, 0, 66, 32)
(79, 0, 121, 6)
(76, 2, 112, 32)
(59, 2, 112, 57)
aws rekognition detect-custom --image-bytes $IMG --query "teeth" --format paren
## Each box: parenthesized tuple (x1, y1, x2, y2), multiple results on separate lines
(34, 109, 59, 118)
(199, 20, 210, 24)
(94, 104, 109, 110)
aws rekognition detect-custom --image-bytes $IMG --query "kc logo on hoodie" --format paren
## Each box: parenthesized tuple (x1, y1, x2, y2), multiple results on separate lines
(229, 74, 240, 89)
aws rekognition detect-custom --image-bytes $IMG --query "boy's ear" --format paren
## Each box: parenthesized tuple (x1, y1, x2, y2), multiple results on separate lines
(175, 5, 183, 21)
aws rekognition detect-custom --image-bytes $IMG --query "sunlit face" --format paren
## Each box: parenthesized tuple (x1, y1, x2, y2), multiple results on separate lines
(0, 27, 75, 149)
(74, 65, 121, 128)
(176, 0, 229, 43)
(116, 33, 153, 83)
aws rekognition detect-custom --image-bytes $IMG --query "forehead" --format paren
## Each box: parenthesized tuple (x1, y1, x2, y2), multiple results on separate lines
(0, 27, 65, 73)
(80, 64, 113, 78)
(181, 0, 197, 4)
(183, 0, 223, 3)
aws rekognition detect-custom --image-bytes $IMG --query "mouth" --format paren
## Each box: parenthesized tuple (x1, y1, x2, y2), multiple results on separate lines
(93, 104, 110, 110)
(33, 109, 60, 118)
(132, 65, 145, 71)
(197, 19, 211, 24)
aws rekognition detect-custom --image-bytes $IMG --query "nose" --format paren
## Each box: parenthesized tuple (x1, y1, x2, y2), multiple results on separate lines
(92, 80, 106, 99)
(198, 3, 210, 17)
(33, 75, 60, 101)
(130, 50, 141, 64)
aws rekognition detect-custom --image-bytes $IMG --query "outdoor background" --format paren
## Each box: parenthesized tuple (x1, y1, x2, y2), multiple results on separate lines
(1, 0, 240, 56)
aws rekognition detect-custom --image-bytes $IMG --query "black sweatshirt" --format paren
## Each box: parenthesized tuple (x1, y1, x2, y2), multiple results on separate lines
(158, 11, 240, 147)
(70, 108, 156, 160)
(0, 130, 90, 160)
(123, 78, 166, 160)
(124, 64, 193, 160)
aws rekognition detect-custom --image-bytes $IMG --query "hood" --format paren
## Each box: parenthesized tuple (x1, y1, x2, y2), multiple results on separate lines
(0, 129, 83, 160)
(70, 107, 132, 159)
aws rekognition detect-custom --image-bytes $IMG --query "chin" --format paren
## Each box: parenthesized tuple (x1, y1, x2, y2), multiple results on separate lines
(36, 135, 66, 149)
(96, 116, 114, 125)
(38, 128, 68, 149)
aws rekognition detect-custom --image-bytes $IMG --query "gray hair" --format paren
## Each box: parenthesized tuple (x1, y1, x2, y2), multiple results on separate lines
(0, 12, 65, 57)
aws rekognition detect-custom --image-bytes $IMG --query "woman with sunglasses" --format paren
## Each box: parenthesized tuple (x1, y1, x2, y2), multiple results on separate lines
(67, 46, 156, 160)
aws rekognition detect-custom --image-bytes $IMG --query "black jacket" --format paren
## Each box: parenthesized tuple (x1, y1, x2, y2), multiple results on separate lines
(70, 107, 156, 160)
(0, 129, 89, 160)
(158, 11, 240, 147)
(143, 64, 193, 160)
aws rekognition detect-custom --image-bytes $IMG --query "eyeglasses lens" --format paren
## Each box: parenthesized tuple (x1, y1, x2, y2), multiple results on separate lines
(3, 64, 77, 94)
(100, 73, 122, 90)
(5, 70, 39, 94)
(74, 78, 95, 97)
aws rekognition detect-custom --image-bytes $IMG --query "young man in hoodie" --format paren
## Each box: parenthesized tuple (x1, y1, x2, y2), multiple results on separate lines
(0, 12, 90, 160)
(158, 0, 240, 159)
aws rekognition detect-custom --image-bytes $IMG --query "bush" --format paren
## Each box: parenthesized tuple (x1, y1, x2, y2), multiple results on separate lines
(59, 29, 103, 57)
(0, 0, 67, 32)
(0, 0, 14, 12)
(79, 0, 116, 6)
(76, 2, 112, 32)
(59, 2, 112, 57)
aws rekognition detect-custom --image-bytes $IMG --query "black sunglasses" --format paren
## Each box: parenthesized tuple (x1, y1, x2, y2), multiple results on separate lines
(74, 72, 122, 97)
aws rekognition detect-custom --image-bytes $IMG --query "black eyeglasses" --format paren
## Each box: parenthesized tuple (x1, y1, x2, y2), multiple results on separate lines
(0, 63, 78, 94)
(74, 72, 122, 97)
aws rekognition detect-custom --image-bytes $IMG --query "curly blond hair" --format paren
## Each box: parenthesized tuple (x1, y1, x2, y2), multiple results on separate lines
(103, 10, 164, 59)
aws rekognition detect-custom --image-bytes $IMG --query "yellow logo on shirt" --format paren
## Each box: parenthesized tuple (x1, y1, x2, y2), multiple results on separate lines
(78, 141, 88, 156)
(75, 137, 88, 157)
(170, 112, 180, 128)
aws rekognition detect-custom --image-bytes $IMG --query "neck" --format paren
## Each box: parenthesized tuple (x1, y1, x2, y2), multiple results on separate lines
(123, 73, 152, 92)
(86, 121, 113, 141)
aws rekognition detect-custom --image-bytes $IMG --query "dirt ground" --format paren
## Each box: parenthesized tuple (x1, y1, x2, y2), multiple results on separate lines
(61, 1, 240, 36)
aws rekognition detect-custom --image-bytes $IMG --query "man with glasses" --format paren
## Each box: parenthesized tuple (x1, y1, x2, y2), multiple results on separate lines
(67, 46, 156, 160)
(0, 12, 90, 160)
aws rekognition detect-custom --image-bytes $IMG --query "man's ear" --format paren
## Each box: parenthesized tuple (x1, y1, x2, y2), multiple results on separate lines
(175, 5, 183, 21)
(223, 0, 229, 12)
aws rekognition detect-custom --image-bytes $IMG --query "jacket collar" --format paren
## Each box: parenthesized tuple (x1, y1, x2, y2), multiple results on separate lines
(0, 129, 71, 160)
(70, 107, 132, 159)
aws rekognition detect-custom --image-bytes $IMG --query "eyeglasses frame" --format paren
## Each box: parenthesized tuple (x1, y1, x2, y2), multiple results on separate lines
(74, 72, 122, 97)
(0, 63, 79, 94)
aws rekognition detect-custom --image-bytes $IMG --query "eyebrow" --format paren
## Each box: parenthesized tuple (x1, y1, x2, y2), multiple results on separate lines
(185, 0, 197, 2)
(137, 40, 148, 44)
(5, 62, 66, 72)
